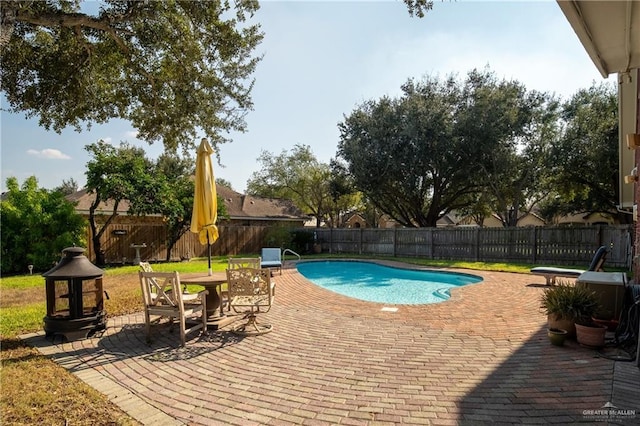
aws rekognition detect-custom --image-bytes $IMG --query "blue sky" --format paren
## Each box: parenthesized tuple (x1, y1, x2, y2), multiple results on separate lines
(0, 1, 613, 194)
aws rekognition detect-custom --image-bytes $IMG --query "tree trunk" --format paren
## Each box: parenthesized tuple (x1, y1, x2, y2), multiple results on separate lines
(165, 235, 177, 262)
(88, 196, 104, 266)
(88, 194, 119, 266)
(93, 235, 105, 266)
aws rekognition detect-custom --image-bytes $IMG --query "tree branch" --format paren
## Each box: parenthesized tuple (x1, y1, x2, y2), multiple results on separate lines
(14, 9, 131, 52)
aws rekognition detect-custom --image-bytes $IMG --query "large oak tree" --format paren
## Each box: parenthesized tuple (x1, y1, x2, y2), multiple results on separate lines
(538, 82, 622, 223)
(338, 69, 552, 227)
(1, 0, 263, 152)
(339, 74, 472, 227)
(453, 70, 557, 227)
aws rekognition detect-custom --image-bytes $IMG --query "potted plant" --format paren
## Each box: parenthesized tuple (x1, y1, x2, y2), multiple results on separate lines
(574, 299, 608, 348)
(547, 328, 569, 346)
(540, 281, 600, 339)
(312, 231, 322, 254)
(575, 321, 608, 347)
(591, 307, 619, 332)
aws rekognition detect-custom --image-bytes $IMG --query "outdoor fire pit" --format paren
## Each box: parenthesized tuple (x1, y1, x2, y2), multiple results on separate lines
(43, 247, 106, 341)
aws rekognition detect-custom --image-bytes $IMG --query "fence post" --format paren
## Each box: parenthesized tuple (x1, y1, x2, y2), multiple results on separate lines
(532, 227, 538, 264)
(393, 228, 397, 257)
(598, 225, 604, 247)
(358, 228, 363, 255)
(329, 228, 333, 254)
(474, 228, 480, 262)
(430, 228, 435, 259)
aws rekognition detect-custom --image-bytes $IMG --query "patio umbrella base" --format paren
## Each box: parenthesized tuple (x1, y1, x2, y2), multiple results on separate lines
(232, 314, 272, 335)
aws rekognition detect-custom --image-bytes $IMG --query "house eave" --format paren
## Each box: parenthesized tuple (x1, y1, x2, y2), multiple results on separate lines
(557, 0, 640, 77)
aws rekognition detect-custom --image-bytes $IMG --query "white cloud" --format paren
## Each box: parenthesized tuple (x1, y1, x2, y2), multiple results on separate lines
(124, 130, 139, 140)
(26, 149, 72, 160)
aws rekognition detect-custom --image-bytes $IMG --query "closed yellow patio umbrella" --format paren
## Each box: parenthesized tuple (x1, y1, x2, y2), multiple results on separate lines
(191, 138, 219, 275)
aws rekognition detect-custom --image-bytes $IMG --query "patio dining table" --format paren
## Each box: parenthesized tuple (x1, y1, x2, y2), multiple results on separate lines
(180, 271, 234, 329)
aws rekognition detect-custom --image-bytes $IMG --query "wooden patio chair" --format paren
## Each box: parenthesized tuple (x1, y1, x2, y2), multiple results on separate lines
(139, 262, 199, 302)
(226, 267, 275, 335)
(138, 271, 208, 346)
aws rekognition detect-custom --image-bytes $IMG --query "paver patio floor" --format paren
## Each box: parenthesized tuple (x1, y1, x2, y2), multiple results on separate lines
(22, 261, 640, 425)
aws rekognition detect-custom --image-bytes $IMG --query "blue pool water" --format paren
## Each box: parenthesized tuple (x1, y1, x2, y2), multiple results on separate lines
(296, 261, 483, 305)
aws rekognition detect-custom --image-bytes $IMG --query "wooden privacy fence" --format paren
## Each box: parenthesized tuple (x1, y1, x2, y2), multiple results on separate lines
(86, 224, 270, 264)
(87, 222, 634, 268)
(312, 225, 634, 268)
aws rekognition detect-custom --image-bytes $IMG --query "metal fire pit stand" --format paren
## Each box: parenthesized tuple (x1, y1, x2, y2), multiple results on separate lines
(43, 247, 106, 342)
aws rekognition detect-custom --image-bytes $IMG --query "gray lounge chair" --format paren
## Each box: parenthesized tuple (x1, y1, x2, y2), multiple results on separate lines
(260, 248, 282, 275)
(530, 245, 609, 285)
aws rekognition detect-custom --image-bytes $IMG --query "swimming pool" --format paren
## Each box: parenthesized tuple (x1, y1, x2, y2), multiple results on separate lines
(296, 260, 483, 304)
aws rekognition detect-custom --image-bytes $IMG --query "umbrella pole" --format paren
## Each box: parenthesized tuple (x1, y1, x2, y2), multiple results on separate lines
(207, 233, 212, 276)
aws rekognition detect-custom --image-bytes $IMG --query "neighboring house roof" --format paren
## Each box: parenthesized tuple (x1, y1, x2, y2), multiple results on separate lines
(66, 185, 308, 222)
(66, 189, 132, 215)
(344, 213, 365, 223)
(436, 214, 456, 227)
(217, 185, 307, 221)
(555, 211, 615, 226)
(347, 208, 614, 229)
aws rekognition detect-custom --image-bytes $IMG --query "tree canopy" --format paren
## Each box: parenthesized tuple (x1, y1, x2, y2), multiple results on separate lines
(401, 0, 434, 17)
(84, 140, 154, 264)
(247, 144, 331, 227)
(453, 70, 558, 227)
(338, 69, 560, 227)
(247, 145, 363, 228)
(1, 0, 263, 152)
(53, 177, 80, 196)
(338, 73, 469, 227)
(539, 82, 622, 223)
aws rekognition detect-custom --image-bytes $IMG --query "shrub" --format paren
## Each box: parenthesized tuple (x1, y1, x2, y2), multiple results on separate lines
(290, 230, 315, 254)
(262, 225, 293, 249)
(1, 177, 87, 275)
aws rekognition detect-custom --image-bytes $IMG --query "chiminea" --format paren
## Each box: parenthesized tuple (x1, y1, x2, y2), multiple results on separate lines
(43, 247, 106, 341)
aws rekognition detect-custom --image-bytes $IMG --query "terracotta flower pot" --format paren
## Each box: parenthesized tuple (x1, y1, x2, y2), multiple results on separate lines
(591, 317, 619, 332)
(575, 323, 607, 348)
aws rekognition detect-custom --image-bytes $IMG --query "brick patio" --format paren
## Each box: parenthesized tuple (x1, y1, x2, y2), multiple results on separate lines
(22, 260, 640, 425)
